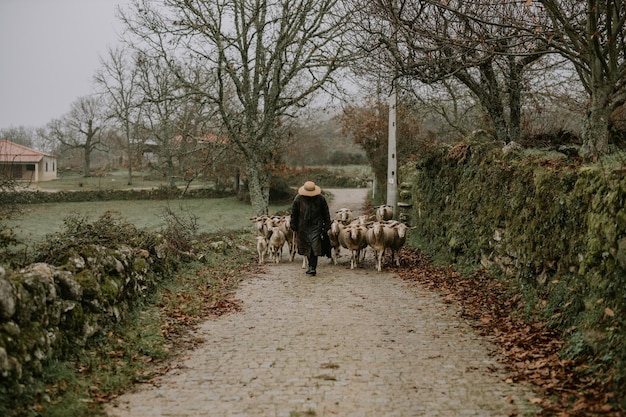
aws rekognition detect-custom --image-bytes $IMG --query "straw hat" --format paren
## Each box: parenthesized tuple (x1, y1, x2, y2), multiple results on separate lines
(298, 180, 321, 196)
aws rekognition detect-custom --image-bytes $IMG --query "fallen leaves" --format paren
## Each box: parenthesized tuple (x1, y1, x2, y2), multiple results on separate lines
(394, 248, 624, 417)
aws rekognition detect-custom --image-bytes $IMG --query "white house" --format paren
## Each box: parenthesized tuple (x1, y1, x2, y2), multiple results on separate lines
(0, 139, 57, 182)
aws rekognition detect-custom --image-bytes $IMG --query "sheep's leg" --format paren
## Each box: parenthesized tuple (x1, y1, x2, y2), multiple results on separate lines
(331, 246, 339, 265)
(274, 247, 280, 263)
(290, 240, 297, 262)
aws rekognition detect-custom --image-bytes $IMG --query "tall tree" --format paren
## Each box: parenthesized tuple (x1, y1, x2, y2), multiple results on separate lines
(95, 46, 142, 185)
(46, 96, 108, 177)
(349, 0, 548, 143)
(0, 126, 34, 148)
(531, 0, 626, 159)
(134, 52, 189, 188)
(342, 97, 421, 202)
(120, 0, 353, 215)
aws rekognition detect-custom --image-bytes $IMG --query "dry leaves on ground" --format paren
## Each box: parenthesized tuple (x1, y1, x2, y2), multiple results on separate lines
(394, 248, 623, 417)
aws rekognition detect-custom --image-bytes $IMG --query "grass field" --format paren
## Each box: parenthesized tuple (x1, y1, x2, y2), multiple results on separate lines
(7, 197, 291, 244)
(7, 166, 365, 244)
(29, 169, 208, 191)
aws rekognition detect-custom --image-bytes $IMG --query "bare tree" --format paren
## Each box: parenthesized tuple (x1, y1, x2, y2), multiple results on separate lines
(45, 96, 108, 177)
(349, 0, 550, 143)
(0, 126, 35, 148)
(95, 46, 143, 185)
(133, 52, 188, 188)
(119, 0, 353, 215)
(529, 0, 626, 159)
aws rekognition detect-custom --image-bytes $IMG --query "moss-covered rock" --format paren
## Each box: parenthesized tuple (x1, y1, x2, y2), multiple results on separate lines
(403, 142, 626, 406)
(0, 241, 180, 391)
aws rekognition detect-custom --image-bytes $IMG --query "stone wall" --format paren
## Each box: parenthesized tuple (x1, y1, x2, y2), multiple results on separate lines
(0, 236, 172, 389)
(402, 138, 626, 404)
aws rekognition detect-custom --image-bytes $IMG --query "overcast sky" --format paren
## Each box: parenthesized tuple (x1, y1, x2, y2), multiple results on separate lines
(0, 0, 126, 130)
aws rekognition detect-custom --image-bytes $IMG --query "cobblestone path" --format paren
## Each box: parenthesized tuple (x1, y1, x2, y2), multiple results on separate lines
(105, 189, 538, 417)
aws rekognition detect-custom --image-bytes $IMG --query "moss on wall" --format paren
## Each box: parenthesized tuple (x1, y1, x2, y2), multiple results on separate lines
(403, 142, 626, 405)
(0, 232, 178, 397)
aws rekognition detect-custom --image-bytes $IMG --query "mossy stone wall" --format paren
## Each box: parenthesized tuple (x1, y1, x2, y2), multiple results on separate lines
(0, 236, 173, 393)
(402, 141, 626, 404)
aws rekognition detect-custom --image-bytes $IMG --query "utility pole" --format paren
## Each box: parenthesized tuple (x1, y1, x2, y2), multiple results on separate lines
(387, 84, 398, 214)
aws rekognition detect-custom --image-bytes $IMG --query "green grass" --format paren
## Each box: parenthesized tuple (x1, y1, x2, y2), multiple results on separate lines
(7, 197, 291, 244)
(30, 169, 211, 192)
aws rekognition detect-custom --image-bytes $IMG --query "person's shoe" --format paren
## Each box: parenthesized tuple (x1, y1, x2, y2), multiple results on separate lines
(306, 268, 316, 276)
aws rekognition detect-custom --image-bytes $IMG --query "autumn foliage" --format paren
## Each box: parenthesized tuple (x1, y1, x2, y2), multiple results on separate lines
(342, 98, 421, 203)
(395, 248, 624, 416)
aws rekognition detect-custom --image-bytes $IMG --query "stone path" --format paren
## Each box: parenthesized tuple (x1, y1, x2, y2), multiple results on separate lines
(105, 189, 539, 417)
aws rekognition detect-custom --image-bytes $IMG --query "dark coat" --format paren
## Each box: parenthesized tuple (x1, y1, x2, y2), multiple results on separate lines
(291, 193, 332, 257)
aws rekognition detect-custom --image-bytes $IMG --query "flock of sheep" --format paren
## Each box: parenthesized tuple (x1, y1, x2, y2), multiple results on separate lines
(250, 204, 411, 272)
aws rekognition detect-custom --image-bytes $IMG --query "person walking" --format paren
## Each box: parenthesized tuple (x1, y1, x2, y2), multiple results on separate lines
(291, 181, 332, 276)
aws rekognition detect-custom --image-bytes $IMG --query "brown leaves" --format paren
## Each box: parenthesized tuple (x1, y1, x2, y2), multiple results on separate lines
(395, 248, 624, 417)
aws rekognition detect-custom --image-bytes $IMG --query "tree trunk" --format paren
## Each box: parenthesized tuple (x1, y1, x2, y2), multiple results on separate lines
(479, 63, 508, 142)
(246, 158, 271, 216)
(456, 64, 509, 142)
(126, 125, 133, 186)
(508, 60, 523, 143)
(582, 87, 611, 160)
(83, 146, 92, 177)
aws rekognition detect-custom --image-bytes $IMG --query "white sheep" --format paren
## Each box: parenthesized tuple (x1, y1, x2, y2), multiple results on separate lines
(256, 236, 269, 264)
(277, 215, 297, 262)
(267, 226, 286, 263)
(365, 221, 386, 272)
(350, 214, 371, 225)
(327, 220, 342, 265)
(383, 221, 410, 266)
(334, 208, 354, 225)
(376, 205, 394, 222)
(338, 223, 368, 269)
(250, 215, 270, 237)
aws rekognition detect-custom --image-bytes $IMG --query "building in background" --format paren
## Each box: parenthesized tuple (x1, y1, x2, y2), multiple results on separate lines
(0, 139, 57, 182)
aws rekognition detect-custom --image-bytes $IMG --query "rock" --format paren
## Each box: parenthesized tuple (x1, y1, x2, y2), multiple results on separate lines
(502, 141, 523, 155)
(0, 273, 17, 319)
(53, 270, 83, 301)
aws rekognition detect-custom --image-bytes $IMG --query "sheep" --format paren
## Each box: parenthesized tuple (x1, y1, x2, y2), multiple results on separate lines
(338, 223, 368, 269)
(376, 205, 394, 222)
(365, 221, 386, 272)
(383, 221, 410, 266)
(350, 214, 371, 225)
(327, 220, 342, 265)
(334, 208, 353, 225)
(250, 215, 270, 237)
(267, 226, 287, 263)
(255, 236, 269, 264)
(277, 215, 297, 261)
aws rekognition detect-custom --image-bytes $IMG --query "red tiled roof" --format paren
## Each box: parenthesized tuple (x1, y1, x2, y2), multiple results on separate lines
(0, 139, 54, 163)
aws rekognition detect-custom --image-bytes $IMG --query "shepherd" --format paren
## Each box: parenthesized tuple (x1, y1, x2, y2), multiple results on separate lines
(290, 181, 332, 276)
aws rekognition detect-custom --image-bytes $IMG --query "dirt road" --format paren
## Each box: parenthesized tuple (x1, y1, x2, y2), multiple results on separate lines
(106, 188, 538, 417)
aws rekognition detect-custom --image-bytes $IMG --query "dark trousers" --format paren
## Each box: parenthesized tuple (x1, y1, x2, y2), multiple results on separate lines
(307, 250, 318, 270)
